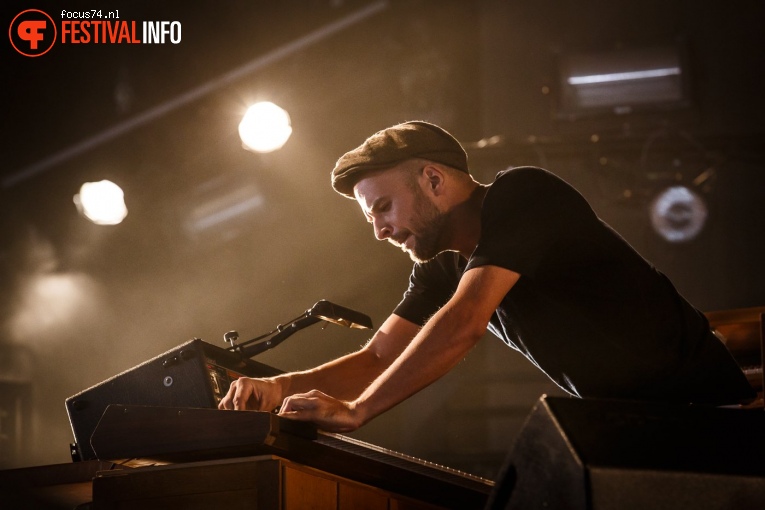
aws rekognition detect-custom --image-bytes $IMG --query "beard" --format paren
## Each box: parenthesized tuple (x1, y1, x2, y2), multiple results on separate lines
(400, 188, 449, 263)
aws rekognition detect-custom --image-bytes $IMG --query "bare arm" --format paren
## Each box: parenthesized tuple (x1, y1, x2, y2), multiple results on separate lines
(218, 314, 420, 411)
(279, 265, 521, 431)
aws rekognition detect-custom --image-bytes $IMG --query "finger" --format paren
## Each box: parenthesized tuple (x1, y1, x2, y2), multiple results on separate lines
(280, 395, 317, 414)
(278, 406, 319, 423)
(232, 380, 254, 410)
(218, 381, 238, 410)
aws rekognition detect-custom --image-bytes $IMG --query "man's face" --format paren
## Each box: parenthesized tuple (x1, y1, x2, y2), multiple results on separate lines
(354, 167, 448, 263)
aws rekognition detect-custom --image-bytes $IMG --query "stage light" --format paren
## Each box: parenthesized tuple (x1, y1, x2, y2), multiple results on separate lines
(649, 185, 707, 243)
(238, 101, 292, 153)
(558, 45, 688, 118)
(73, 180, 128, 225)
(567, 67, 680, 86)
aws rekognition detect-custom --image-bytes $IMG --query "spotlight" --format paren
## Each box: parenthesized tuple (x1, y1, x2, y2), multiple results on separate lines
(73, 180, 128, 225)
(238, 101, 292, 153)
(649, 185, 707, 243)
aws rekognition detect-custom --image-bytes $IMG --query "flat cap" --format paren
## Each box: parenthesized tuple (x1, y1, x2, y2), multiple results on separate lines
(331, 121, 468, 198)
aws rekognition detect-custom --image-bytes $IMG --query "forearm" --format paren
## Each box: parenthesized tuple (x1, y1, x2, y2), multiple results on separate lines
(350, 265, 520, 427)
(270, 314, 419, 403)
(272, 347, 388, 402)
(353, 304, 485, 425)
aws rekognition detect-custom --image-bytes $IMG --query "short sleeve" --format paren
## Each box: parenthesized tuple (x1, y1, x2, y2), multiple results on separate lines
(466, 167, 596, 277)
(393, 252, 464, 326)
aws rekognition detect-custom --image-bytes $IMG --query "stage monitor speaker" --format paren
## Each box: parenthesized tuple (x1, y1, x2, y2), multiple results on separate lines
(489, 396, 765, 510)
(65, 338, 280, 461)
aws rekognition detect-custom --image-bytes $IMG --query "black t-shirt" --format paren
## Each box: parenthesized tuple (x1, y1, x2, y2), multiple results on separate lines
(394, 167, 754, 405)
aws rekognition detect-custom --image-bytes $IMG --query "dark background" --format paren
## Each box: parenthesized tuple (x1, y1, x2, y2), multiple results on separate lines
(2, 0, 764, 477)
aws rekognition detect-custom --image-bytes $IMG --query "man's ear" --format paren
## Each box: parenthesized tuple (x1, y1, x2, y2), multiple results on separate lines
(422, 165, 445, 196)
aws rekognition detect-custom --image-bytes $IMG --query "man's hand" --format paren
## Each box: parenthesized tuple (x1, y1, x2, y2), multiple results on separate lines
(278, 390, 364, 433)
(218, 377, 283, 412)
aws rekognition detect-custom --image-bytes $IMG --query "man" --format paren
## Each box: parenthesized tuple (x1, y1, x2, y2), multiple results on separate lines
(219, 121, 754, 432)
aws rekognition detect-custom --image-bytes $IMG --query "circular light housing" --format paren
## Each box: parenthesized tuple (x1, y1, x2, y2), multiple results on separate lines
(649, 185, 707, 242)
(238, 101, 292, 153)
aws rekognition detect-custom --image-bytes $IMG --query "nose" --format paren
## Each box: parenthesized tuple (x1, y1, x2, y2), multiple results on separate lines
(372, 218, 392, 241)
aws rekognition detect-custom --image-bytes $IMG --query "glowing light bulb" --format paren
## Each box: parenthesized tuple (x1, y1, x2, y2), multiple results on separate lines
(238, 101, 292, 153)
(74, 180, 128, 225)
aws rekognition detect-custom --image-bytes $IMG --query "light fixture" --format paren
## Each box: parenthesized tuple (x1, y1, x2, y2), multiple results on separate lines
(73, 180, 128, 225)
(238, 101, 292, 153)
(649, 185, 707, 243)
(558, 45, 689, 118)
